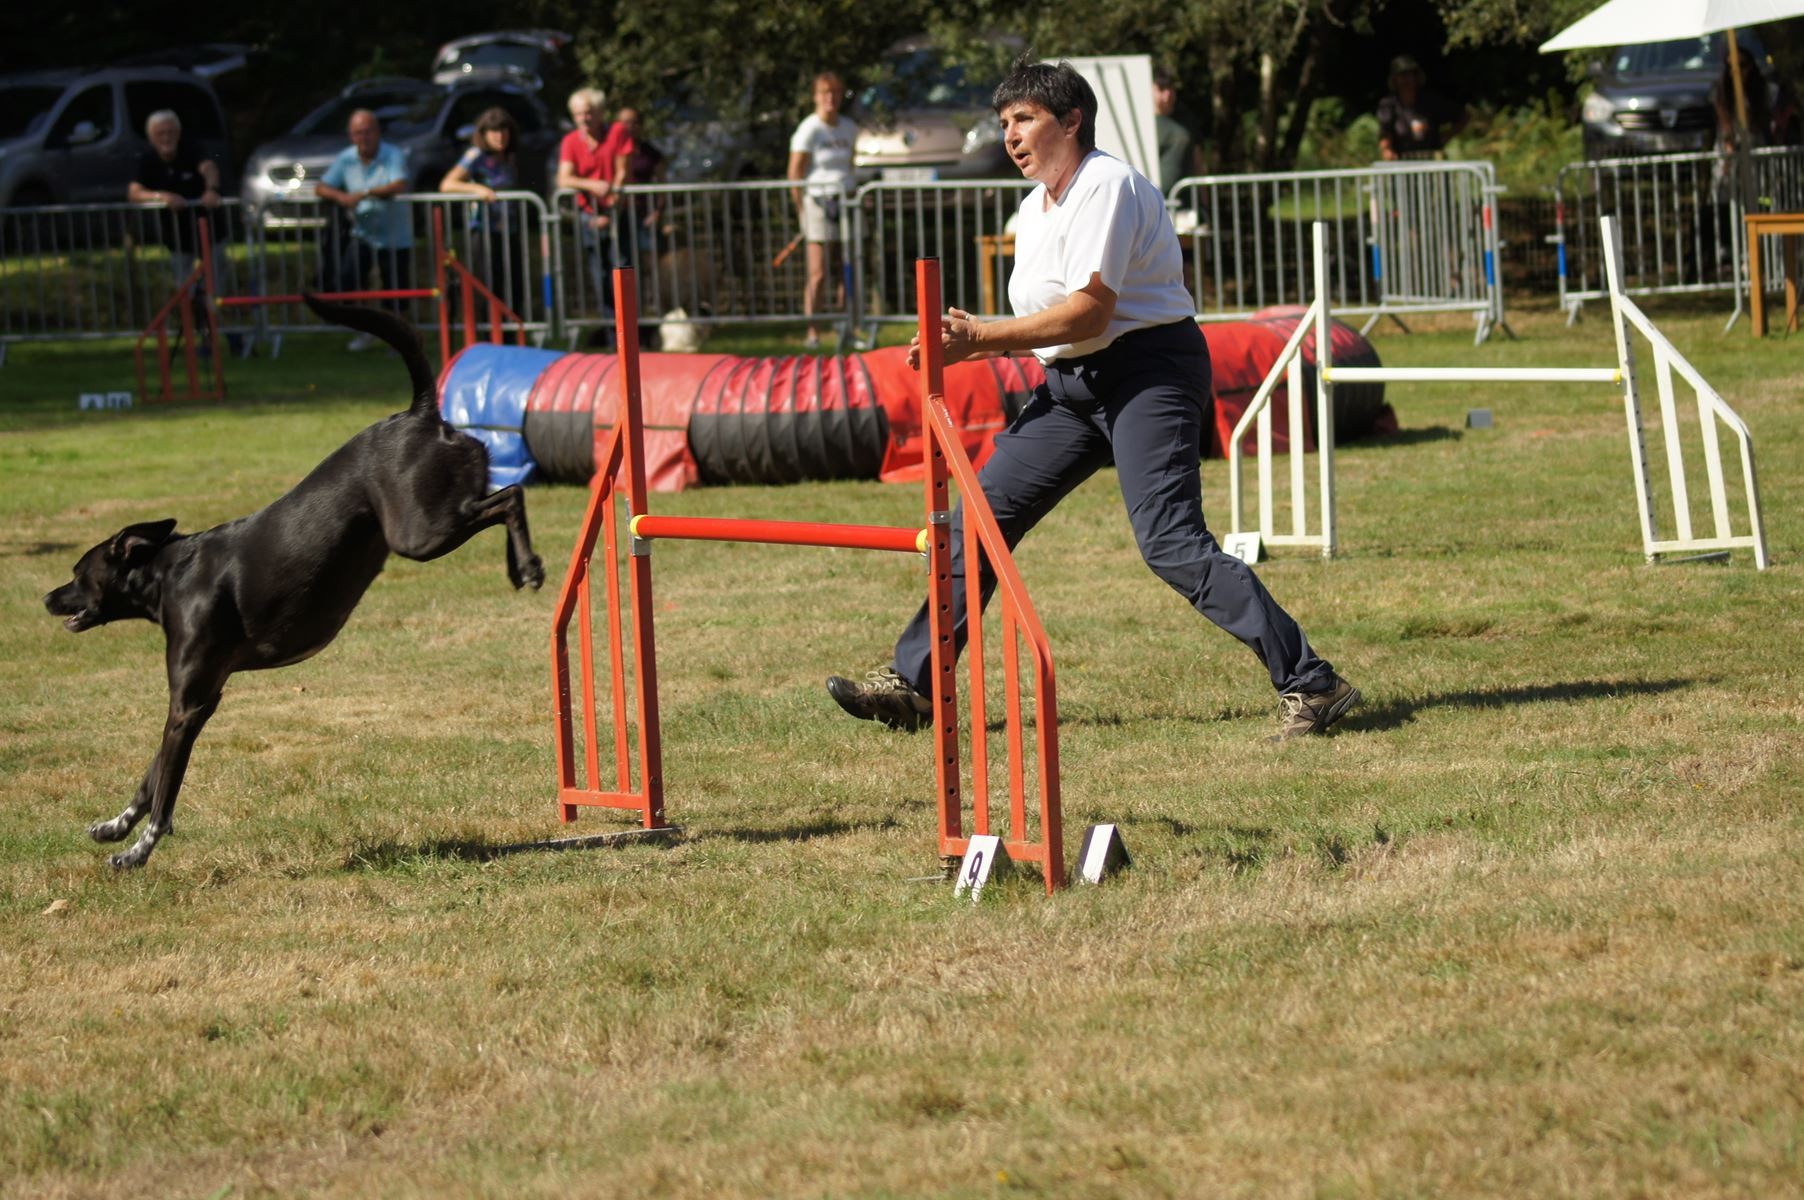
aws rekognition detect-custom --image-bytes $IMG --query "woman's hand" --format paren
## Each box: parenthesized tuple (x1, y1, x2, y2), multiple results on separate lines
(942, 307, 982, 364)
(475, 185, 498, 202)
(907, 307, 986, 371)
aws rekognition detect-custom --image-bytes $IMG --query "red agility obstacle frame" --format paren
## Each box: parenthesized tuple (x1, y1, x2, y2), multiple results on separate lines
(144, 210, 528, 406)
(549, 260, 1065, 892)
(134, 218, 227, 404)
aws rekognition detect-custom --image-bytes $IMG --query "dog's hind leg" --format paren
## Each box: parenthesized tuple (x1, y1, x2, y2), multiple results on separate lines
(109, 688, 221, 870)
(387, 485, 544, 590)
(479, 486, 544, 591)
(89, 753, 161, 842)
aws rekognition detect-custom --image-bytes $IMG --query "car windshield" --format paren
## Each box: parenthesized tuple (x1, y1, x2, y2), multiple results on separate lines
(1612, 35, 1723, 77)
(0, 85, 65, 140)
(859, 49, 992, 114)
(438, 43, 542, 77)
(295, 90, 440, 139)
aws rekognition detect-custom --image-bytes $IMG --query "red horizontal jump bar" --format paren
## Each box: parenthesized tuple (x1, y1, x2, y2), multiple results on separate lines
(216, 290, 438, 306)
(630, 514, 924, 554)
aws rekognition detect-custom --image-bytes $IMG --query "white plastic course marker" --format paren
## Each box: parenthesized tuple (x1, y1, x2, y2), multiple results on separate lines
(107, 391, 133, 409)
(953, 834, 1010, 901)
(1222, 531, 1263, 564)
(1075, 823, 1131, 885)
(78, 394, 103, 410)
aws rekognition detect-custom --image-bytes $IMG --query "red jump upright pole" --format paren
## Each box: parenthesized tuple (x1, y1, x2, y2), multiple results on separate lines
(915, 259, 964, 869)
(615, 267, 665, 828)
(914, 258, 1065, 892)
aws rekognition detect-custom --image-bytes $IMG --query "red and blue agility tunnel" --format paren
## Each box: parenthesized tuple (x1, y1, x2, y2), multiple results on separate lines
(437, 319, 1387, 492)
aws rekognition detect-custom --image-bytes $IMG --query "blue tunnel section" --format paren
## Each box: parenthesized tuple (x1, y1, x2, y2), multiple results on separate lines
(437, 344, 566, 488)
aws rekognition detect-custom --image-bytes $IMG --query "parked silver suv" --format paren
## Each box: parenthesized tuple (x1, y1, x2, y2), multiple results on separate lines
(0, 65, 231, 207)
(241, 77, 562, 221)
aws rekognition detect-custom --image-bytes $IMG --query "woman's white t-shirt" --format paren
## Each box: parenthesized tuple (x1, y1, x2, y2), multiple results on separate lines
(789, 113, 858, 197)
(1006, 150, 1195, 362)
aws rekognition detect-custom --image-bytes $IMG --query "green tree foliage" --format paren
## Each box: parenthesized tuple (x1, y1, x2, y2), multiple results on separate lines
(3, 0, 1597, 184)
(928, 0, 1379, 170)
(572, 0, 928, 123)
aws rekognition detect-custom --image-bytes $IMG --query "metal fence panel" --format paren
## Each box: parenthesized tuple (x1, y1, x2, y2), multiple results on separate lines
(244, 191, 554, 342)
(0, 199, 253, 343)
(1555, 145, 1804, 320)
(0, 193, 554, 348)
(1166, 160, 1502, 337)
(4, 162, 1520, 351)
(851, 179, 1034, 326)
(553, 181, 847, 343)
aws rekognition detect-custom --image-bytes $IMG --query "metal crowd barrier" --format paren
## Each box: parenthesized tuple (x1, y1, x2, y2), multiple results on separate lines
(0, 199, 254, 346)
(6, 163, 1518, 355)
(1554, 145, 1804, 326)
(851, 179, 1034, 329)
(1166, 160, 1506, 342)
(553, 180, 850, 345)
(239, 191, 554, 347)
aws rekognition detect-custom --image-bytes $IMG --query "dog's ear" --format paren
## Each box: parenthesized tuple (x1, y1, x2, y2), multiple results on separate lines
(110, 518, 178, 565)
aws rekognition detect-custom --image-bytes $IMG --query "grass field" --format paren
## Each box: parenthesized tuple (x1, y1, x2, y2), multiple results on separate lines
(2, 303, 1801, 1198)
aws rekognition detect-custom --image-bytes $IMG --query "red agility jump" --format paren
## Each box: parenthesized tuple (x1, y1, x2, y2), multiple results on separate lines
(549, 261, 1065, 892)
(137, 210, 530, 404)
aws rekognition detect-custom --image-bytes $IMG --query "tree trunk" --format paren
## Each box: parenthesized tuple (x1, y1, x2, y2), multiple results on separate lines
(1208, 44, 1240, 172)
(1277, 23, 1326, 169)
(1257, 52, 1278, 169)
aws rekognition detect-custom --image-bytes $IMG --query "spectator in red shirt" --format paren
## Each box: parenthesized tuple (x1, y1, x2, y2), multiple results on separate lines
(557, 87, 631, 345)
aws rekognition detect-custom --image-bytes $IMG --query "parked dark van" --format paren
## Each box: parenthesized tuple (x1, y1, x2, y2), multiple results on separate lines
(0, 66, 231, 206)
(1582, 31, 1800, 159)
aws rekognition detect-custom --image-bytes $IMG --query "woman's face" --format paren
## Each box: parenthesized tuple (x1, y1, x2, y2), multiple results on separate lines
(481, 126, 511, 154)
(998, 100, 1079, 185)
(814, 80, 841, 119)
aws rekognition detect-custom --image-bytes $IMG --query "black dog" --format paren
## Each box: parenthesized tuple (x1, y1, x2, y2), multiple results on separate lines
(43, 294, 543, 869)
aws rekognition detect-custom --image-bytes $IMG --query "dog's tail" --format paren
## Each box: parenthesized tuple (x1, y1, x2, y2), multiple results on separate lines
(301, 293, 439, 415)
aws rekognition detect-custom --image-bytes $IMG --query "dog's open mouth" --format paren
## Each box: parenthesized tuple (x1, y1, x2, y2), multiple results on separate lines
(61, 611, 96, 633)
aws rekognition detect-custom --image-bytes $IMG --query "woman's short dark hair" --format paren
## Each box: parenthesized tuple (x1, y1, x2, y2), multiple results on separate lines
(992, 57, 1096, 152)
(471, 106, 520, 152)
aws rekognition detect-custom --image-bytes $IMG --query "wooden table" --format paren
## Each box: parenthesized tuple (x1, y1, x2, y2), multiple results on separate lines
(1744, 211, 1804, 336)
(977, 232, 1015, 316)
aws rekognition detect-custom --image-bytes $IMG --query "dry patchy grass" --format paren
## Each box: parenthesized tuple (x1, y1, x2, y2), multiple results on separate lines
(2, 310, 1802, 1197)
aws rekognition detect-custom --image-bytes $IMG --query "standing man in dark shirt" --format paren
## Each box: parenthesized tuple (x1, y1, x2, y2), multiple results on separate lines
(1153, 67, 1204, 194)
(1376, 56, 1467, 160)
(128, 109, 223, 345)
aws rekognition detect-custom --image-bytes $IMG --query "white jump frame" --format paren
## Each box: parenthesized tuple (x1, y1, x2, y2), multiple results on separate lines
(1227, 219, 1769, 570)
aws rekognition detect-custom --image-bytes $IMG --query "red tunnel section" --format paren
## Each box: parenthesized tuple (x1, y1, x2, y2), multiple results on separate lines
(469, 320, 1388, 492)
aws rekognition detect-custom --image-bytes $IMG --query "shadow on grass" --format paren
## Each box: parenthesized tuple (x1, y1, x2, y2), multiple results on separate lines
(695, 816, 902, 845)
(1355, 425, 1462, 448)
(1342, 676, 1696, 734)
(341, 816, 901, 869)
(342, 826, 683, 871)
(984, 679, 1689, 738)
(986, 707, 1253, 733)
(0, 541, 81, 558)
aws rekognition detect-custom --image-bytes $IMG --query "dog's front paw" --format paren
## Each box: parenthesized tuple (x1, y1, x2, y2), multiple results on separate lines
(516, 555, 545, 591)
(107, 827, 165, 870)
(89, 817, 131, 843)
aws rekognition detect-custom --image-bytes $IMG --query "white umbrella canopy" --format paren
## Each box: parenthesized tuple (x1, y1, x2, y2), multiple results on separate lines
(1540, 0, 1804, 52)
